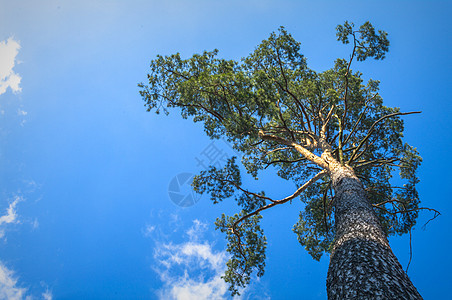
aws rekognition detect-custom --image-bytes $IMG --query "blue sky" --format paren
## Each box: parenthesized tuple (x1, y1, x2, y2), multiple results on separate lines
(1, 0, 451, 299)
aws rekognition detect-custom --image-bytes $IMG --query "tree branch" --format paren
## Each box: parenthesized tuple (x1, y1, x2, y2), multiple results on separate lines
(232, 170, 327, 231)
(342, 93, 378, 146)
(348, 111, 421, 164)
(274, 46, 313, 132)
(259, 131, 329, 169)
(264, 158, 305, 169)
(339, 33, 356, 133)
(354, 157, 399, 169)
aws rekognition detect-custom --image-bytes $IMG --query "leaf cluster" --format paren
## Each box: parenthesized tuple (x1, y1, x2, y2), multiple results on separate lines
(192, 157, 267, 213)
(215, 212, 267, 296)
(336, 21, 389, 61)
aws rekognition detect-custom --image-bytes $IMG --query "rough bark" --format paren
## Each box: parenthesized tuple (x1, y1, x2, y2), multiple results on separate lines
(326, 165, 422, 300)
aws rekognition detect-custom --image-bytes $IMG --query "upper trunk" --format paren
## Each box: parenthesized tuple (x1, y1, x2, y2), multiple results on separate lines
(326, 164, 422, 299)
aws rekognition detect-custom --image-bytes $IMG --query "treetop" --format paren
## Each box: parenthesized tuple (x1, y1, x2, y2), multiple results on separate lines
(139, 21, 427, 296)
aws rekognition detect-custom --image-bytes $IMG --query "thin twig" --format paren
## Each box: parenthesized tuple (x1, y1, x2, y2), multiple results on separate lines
(405, 227, 413, 274)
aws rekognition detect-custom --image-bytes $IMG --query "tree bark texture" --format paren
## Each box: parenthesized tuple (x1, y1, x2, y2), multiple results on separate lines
(326, 166, 422, 299)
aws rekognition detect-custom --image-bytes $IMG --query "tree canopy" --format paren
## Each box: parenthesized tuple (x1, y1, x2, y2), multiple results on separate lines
(139, 21, 428, 295)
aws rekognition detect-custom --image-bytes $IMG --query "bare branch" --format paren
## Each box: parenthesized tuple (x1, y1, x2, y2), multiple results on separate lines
(232, 170, 328, 230)
(340, 32, 357, 130)
(213, 176, 276, 203)
(373, 202, 441, 220)
(405, 228, 413, 274)
(348, 111, 421, 164)
(318, 105, 335, 153)
(422, 209, 441, 229)
(256, 61, 307, 131)
(274, 46, 313, 132)
(264, 147, 292, 155)
(264, 158, 305, 169)
(320, 105, 335, 139)
(259, 131, 329, 169)
(276, 99, 296, 141)
(342, 93, 378, 146)
(354, 158, 399, 169)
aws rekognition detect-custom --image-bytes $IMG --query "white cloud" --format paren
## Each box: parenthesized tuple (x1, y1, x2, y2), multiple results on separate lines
(0, 262, 55, 300)
(42, 289, 53, 300)
(143, 224, 156, 237)
(149, 218, 271, 300)
(17, 109, 27, 116)
(0, 196, 21, 239)
(153, 220, 230, 300)
(0, 197, 19, 225)
(0, 262, 26, 300)
(32, 219, 39, 230)
(0, 197, 26, 300)
(186, 219, 208, 241)
(0, 193, 52, 300)
(0, 37, 22, 95)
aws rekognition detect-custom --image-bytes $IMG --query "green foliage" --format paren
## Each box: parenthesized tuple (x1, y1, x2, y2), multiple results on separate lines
(139, 21, 423, 293)
(192, 157, 241, 204)
(336, 21, 390, 61)
(293, 180, 335, 261)
(215, 212, 267, 296)
(192, 157, 267, 212)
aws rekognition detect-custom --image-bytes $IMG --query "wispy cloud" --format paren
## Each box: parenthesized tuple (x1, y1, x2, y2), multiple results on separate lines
(0, 193, 53, 300)
(148, 217, 270, 299)
(153, 219, 230, 300)
(0, 196, 26, 300)
(0, 196, 21, 240)
(0, 260, 54, 300)
(0, 262, 54, 300)
(42, 288, 53, 300)
(186, 219, 208, 241)
(143, 224, 156, 237)
(0, 37, 22, 96)
(0, 262, 26, 300)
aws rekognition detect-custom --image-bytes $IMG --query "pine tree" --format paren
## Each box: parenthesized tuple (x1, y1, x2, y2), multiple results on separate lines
(139, 21, 435, 299)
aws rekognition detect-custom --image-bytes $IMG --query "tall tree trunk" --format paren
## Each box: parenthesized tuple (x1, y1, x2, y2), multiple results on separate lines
(326, 165, 422, 299)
